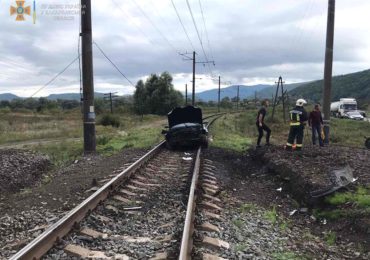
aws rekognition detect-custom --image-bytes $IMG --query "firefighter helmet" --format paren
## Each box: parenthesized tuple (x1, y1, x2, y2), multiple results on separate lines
(296, 99, 307, 106)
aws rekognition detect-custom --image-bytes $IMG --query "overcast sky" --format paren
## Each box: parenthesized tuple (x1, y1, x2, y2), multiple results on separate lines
(0, 0, 369, 97)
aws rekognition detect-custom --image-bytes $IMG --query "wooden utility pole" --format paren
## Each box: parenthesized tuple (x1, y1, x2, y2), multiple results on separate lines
(104, 92, 118, 114)
(185, 84, 188, 105)
(192, 51, 196, 106)
(271, 76, 286, 122)
(218, 76, 221, 112)
(281, 79, 286, 123)
(180, 51, 214, 107)
(81, 0, 95, 153)
(236, 85, 240, 110)
(322, 0, 335, 144)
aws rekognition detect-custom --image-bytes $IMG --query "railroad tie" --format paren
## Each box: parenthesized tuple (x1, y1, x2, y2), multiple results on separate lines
(203, 253, 228, 260)
(64, 244, 129, 259)
(150, 252, 168, 260)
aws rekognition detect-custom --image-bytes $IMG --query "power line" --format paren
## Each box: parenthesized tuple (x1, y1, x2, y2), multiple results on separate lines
(110, 0, 156, 45)
(170, 0, 196, 51)
(29, 56, 80, 98)
(130, 0, 179, 54)
(93, 41, 135, 87)
(198, 0, 215, 62)
(185, 0, 215, 77)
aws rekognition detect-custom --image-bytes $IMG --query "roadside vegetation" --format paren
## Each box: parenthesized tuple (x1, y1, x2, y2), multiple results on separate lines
(208, 102, 369, 151)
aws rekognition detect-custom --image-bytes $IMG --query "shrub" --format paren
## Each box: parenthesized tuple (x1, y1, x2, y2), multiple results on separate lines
(97, 135, 112, 145)
(99, 114, 121, 128)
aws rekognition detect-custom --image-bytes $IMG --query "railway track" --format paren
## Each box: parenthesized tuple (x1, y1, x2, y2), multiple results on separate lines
(9, 116, 228, 260)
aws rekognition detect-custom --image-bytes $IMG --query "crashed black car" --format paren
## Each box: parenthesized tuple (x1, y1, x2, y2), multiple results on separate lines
(163, 106, 208, 149)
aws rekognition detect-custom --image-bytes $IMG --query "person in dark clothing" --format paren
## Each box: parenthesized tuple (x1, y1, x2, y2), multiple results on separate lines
(256, 100, 271, 147)
(286, 99, 308, 151)
(309, 104, 324, 146)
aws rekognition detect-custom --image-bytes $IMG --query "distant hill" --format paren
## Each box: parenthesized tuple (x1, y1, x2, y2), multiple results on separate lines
(289, 69, 370, 105)
(0, 93, 19, 101)
(47, 93, 106, 101)
(0, 92, 107, 101)
(249, 82, 304, 99)
(196, 84, 271, 102)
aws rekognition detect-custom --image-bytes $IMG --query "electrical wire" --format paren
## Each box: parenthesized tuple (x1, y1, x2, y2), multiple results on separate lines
(185, 0, 209, 61)
(170, 0, 196, 51)
(198, 0, 215, 63)
(130, 0, 179, 54)
(29, 56, 80, 98)
(185, 0, 215, 77)
(110, 0, 156, 45)
(93, 41, 135, 87)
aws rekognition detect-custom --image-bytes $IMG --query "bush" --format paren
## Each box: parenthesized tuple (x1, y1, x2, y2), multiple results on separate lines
(97, 135, 111, 145)
(99, 114, 121, 128)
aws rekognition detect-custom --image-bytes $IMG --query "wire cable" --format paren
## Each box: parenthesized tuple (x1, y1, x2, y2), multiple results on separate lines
(29, 56, 80, 98)
(111, 0, 156, 45)
(198, 0, 215, 63)
(170, 0, 196, 51)
(130, 0, 179, 54)
(185, 0, 209, 61)
(185, 0, 215, 77)
(93, 41, 135, 87)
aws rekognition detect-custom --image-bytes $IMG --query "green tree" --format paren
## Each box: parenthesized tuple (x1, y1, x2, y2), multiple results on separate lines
(133, 72, 183, 115)
(133, 79, 148, 116)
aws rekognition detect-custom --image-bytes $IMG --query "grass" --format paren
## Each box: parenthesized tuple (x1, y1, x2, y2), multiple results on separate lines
(209, 105, 370, 149)
(313, 186, 370, 221)
(324, 231, 337, 246)
(28, 140, 84, 167)
(210, 113, 253, 151)
(234, 243, 247, 252)
(325, 186, 370, 208)
(232, 218, 244, 229)
(264, 206, 278, 224)
(0, 109, 165, 166)
(239, 203, 258, 213)
(97, 127, 163, 155)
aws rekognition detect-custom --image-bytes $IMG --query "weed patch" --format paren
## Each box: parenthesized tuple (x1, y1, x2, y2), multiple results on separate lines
(264, 206, 277, 224)
(324, 231, 336, 246)
(232, 218, 244, 229)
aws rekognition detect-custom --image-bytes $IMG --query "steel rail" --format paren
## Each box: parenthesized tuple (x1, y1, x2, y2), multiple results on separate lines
(203, 112, 227, 121)
(179, 147, 201, 260)
(10, 141, 165, 260)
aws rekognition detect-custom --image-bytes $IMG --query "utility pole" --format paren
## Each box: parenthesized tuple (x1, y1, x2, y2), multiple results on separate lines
(236, 85, 240, 110)
(185, 84, 188, 105)
(104, 92, 118, 114)
(322, 0, 336, 145)
(192, 51, 196, 106)
(281, 78, 286, 123)
(81, 0, 95, 153)
(180, 51, 215, 106)
(218, 76, 221, 112)
(271, 76, 286, 122)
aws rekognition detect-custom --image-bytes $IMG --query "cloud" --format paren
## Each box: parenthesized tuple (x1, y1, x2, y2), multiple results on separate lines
(1, 0, 370, 97)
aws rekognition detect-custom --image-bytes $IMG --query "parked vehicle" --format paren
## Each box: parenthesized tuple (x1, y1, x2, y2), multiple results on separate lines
(163, 106, 208, 149)
(330, 98, 364, 120)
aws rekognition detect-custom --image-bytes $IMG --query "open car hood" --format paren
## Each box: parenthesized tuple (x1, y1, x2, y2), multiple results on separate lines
(167, 106, 203, 128)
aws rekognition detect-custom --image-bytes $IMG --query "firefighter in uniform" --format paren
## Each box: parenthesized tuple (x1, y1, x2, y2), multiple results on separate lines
(286, 99, 308, 151)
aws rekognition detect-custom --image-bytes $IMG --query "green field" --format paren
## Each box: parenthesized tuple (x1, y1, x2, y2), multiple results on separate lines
(0, 106, 368, 166)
